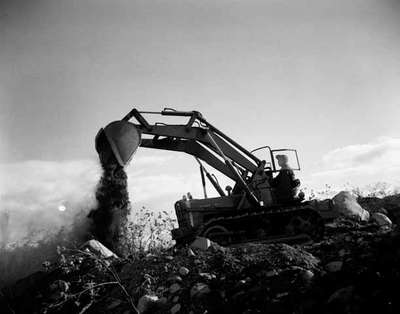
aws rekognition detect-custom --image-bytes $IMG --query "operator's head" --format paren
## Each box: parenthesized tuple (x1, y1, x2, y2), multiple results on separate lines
(276, 154, 289, 168)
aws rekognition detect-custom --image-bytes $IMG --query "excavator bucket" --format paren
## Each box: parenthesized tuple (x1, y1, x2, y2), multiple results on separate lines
(95, 120, 141, 167)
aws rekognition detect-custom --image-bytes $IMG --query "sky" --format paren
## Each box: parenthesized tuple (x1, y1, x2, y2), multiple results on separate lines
(1, 0, 400, 241)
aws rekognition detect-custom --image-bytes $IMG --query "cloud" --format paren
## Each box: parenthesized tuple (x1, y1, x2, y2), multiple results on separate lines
(0, 154, 201, 244)
(306, 137, 400, 192)
(127, 173, 197, 203)
(0, 159, 101, 244)
(321, 137, 400, 169)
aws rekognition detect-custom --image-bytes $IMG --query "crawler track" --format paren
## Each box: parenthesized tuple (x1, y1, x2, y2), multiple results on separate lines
(196, 204, 324, 246)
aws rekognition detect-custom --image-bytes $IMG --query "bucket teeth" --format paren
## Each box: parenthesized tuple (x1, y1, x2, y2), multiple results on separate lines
(95, 121, 141, 167)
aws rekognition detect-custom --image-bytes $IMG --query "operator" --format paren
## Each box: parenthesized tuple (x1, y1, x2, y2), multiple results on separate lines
(272, 154, 301, 203)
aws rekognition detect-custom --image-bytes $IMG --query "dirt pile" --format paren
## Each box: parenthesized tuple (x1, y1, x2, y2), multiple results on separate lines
(2, 215, 400, 314)
(2, 194, 400, 314)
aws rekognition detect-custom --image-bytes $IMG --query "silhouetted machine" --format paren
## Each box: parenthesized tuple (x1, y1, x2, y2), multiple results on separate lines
(95, 108, 324, 245)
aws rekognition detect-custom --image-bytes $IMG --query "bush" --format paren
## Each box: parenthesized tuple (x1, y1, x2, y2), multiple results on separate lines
(125, 207, 176, 256)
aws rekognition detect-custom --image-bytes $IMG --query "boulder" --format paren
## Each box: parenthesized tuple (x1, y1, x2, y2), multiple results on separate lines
(371, 212, 392, 227)
(190, 237, 211, 250)
(332, 191, 370, 221)
(81, 239, 118, 258)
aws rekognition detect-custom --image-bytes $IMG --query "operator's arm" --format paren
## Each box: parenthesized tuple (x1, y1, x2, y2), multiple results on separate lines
(288, 170, 300, 188)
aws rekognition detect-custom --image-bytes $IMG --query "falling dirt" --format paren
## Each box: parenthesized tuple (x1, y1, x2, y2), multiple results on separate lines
(87, 154, 130, 256)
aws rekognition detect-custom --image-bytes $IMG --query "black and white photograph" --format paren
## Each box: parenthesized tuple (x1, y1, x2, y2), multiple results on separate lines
(1, 0, 400, 313)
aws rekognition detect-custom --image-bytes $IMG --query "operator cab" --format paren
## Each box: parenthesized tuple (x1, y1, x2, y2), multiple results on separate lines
(251, 147, 302, 204)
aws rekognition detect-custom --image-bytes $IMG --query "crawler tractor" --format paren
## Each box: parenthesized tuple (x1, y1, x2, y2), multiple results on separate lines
(95, 108, 324, 245)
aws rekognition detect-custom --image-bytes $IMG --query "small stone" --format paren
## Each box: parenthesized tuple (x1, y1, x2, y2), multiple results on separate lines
(50, 280, 69, 293)
(328, 286, 354, 303)
(338, 249, 346, 257)
(265, 269, 279, 277)
(159, 297, 168, 305)
(107, 299, 122, 310)
(172, 295, 179, 303)
(326, 261, 343, 272)
(137, 295, 159, 313)
(187, 248, 196, 257)
(143, 274, 154, 283)
(165, 255, 174, 261)
(199, 272, 216, 280)
(300, 270, 314, 283)
(169, 283, 181, 294)
(325, 222, 338, 229)
(289, 266, 303, 271)
(276, 292, 289, 298)
(179, 266, 190, 276)
(190, 282, 211, 299)
(376, 207, 388, 215)
(167, 275, 183, 283)
(170, 303, 181, 314)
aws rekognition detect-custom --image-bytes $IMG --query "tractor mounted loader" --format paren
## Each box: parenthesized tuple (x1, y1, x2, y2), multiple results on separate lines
(95, 108, 325, 245)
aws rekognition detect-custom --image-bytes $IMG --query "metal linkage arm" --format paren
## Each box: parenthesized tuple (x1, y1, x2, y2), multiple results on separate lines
(134, 124, 258, 174)
(122, 108, 262, 204)
(140, 138, 237, 181)
(124, 109, 260, 172)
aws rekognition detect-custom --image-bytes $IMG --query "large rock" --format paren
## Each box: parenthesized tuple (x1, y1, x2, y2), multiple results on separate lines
(332, 191, 370, 221)
(371, 212, 392, 227)
(81, 239, 118, 258)
(190, 237, 211, 250)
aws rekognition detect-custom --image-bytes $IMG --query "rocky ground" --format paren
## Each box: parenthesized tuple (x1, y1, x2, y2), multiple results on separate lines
(2, 194, 400, 314)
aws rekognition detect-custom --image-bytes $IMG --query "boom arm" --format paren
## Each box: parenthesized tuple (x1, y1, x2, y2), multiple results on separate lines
(123, 108, 263, 203)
